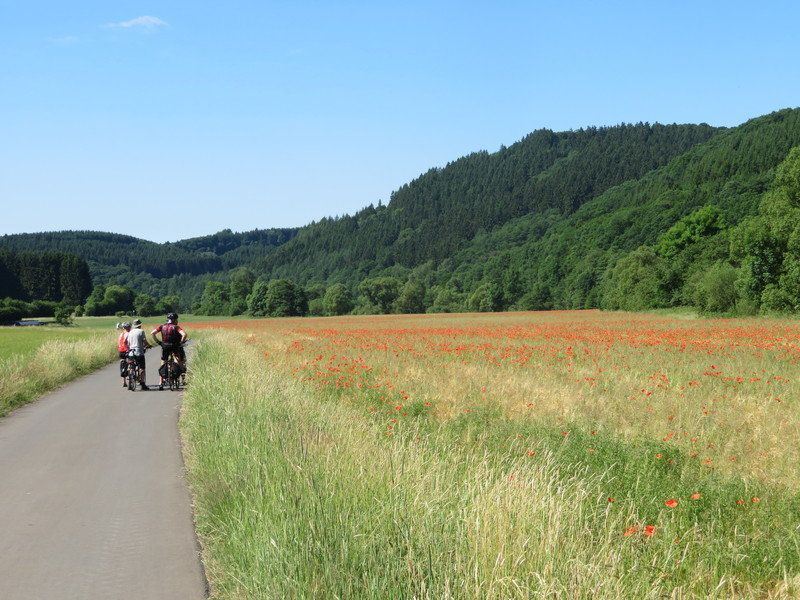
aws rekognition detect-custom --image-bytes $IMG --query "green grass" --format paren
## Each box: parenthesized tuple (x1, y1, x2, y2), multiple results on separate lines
(0, 317, 129, 361)
(0, 327, 100, 361)
(0, 334, 117, 416)
(182, 333, 800, 599)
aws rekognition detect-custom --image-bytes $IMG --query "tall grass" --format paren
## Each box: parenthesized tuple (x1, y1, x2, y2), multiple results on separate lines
(0, 335, 116, 415)
(182, 332, 800, 599)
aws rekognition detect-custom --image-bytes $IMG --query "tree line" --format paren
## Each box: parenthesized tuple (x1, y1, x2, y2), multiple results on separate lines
(0, 228, 297, 280)
(602, 146, 800, 314)
(0, 250, 92, 323)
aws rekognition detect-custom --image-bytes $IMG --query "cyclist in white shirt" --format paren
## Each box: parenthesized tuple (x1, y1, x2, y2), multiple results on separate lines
(125, 319, 152, 390)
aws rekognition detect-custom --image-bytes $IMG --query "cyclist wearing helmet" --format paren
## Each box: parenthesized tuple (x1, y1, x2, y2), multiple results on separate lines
(117, 322, 131, 387)
(152, 312, 188, 388)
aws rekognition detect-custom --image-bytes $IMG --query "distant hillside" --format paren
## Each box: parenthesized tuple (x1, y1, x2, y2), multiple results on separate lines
(256, 122, 719, 281)
(0, 228, 298, 306)
(3, 108, 800, 317)
(0, 228, 297, 278)
(172, 229, 298, 264)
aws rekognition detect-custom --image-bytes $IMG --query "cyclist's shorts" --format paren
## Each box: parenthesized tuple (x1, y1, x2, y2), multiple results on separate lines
(162, 344, 186, 362)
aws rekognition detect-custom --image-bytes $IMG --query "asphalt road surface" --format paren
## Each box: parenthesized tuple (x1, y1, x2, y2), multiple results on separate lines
(0, 352, 207, 599)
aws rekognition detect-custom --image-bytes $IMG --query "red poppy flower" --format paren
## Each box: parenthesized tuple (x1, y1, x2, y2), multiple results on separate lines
(607, 497, 615, 503)
(736, 499, 745, 505)
(655, 453, 663, 459)
(623, 526, 639, 537)
(664, 499, 678, 508)
(642, 525, 656, 537)
(690, 492, 701, 500)
(751, 496, 760, 504)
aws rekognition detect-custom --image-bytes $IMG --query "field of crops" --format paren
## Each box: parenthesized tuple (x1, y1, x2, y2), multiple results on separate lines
(183, 310, 800, 598)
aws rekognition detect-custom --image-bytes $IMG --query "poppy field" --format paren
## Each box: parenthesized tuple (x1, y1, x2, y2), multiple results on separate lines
(182, 310, 800, 598)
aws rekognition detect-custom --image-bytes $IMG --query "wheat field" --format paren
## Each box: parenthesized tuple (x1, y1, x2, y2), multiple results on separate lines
(182, 311, 800, 598)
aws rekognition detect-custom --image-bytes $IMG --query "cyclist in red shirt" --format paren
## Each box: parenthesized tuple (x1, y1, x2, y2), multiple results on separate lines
(117, 322, 131, 387)
(151, 312, 188, 388)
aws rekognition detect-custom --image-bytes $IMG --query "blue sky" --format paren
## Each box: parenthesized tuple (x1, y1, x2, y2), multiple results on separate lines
(1, 1, 798, 242)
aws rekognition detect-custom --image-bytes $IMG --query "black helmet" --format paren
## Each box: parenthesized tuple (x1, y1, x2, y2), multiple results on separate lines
(167, 312, 178, 323)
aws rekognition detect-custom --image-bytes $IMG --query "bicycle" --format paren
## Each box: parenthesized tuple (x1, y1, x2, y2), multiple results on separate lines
(126, 352, 140, 391)
(169, 353, 182, 390)
(159, 342, 187, 391)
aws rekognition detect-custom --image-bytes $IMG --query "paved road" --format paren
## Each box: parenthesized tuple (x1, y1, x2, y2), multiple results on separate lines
(0, 352, 207, 600)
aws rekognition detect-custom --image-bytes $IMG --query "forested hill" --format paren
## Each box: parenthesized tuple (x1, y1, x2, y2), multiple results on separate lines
(3, 108, 800, 317)
(0, 228, 298, 280)
(440, 108, 800, 311)
(256, 122, 719, 279)
(248, 108, 800, 316)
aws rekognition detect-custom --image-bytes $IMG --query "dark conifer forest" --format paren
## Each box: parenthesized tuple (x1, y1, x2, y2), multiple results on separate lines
(0, 249, 92, 321)
(3, 108, 800, 318)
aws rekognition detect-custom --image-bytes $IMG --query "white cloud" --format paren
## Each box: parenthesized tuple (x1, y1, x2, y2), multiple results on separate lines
(105, 16, 167, 29)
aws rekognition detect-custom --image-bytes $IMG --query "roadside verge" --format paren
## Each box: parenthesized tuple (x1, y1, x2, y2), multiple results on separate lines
(0, 334, 116, 416)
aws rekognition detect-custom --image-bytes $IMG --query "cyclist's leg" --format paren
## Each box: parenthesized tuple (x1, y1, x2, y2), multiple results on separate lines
(119, 352, 127, 386)
(137, 355, 148, 387)
(171, 350, 180, 376)
(176, 347, 187, 383)
(159, 345, 170, 384)
(127, 356, 136, 389)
